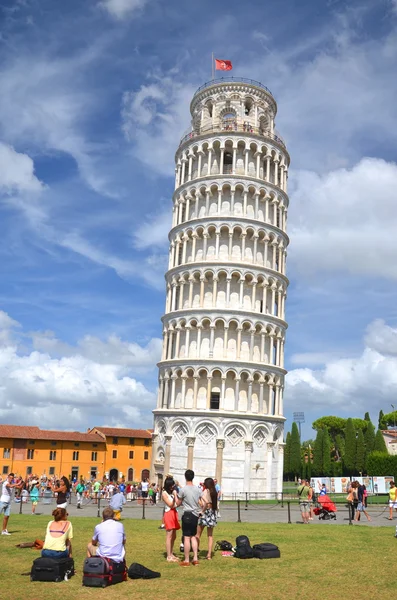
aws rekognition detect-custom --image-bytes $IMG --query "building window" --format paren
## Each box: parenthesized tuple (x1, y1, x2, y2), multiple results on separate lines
(129, 451, 134, 459)
(73, 451, 79, 461)
(2, 466, 9, 475)
(112, 450, 117, 459)
(29, 440, 35, 445)
(49, 467, 55, 475)
(74, 442, 80, 447)
(91, 451, 97, 461)
(210, 392, 220, 410)
(144, 451, 149, 460)
(129, 438, 135, 445)
(51, 441, 57, 446)
(27, 449, 34, 459)
(26, 466, 32, 475)
(92, 443, 98, 448)
(3, 448, 11, 459)
(49, 450, 57, 460)
(144, 439, 150, 446)
(112, 437, 118, 445)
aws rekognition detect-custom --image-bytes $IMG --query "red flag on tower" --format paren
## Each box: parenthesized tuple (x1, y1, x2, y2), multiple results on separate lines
(215, 59, 233, 71)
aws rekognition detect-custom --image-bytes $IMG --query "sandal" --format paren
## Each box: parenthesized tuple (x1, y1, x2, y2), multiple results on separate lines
(167, 556, 179, 562)
(206, 556, 212, 560)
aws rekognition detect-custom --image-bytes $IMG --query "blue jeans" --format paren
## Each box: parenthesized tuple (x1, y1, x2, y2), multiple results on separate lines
(41, 549, 69, 559)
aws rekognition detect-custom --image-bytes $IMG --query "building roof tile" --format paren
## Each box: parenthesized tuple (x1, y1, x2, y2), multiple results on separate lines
(0, 424, 104, 443)
(91, 427, 153, 439)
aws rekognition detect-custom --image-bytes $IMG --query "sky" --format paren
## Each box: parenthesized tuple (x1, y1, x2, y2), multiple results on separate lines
(0, 0, 397, 439)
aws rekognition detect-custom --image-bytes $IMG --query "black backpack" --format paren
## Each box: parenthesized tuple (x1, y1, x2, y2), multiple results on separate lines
(234, 535, 254, 559)
(214, 540, 233, 551)
(252, 543, 281, 559)
(128, 563, 161, 580)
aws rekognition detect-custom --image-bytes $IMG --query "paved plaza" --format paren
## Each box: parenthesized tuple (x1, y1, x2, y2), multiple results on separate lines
(13, 497, 396, 529)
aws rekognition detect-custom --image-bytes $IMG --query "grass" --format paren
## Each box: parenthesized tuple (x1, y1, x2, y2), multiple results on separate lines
(3, 514, 396, 600)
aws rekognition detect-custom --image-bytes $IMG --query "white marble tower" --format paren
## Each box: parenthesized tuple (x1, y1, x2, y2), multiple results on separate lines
(151, 77, 289, 497)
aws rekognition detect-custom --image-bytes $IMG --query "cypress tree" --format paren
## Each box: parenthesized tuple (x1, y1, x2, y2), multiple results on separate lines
(283, 432, 291, 479)
(313, 428, 324, 476)
(364, 420, 376, 469)
(322, 427, 332, 476)
(356, 429, 365, 473)
(344, 418, 357, 475)
(378, 409, 385, 430)
(374, 429, 388, 453)
(364, 412, 371, 422)
(290, 422, 301, 478)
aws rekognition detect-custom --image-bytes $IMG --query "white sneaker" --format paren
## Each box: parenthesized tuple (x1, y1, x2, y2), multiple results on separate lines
(1, 530, 11, 535)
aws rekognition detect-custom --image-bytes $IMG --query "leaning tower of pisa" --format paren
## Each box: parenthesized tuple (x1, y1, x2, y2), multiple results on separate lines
(151, 77, 289, 497)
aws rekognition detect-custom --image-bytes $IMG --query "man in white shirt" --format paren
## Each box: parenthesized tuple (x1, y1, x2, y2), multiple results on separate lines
(87, 507, 126, 563)
(141, 479, 149, 498)
(1, 473, 22, 535)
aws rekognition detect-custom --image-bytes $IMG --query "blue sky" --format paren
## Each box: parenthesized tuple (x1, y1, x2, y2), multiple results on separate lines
(1, 0, 397, 438)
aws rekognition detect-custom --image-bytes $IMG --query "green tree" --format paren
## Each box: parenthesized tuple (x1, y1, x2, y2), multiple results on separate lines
(374, 429, 387, 453)
(364, 420, 376, 469)
(322, 427, 332, 476)
(356, 429, 365, 473)
(378, 409, 386, 430)
(364, 412, 371, 422)
(313, 428, 324, 476)
(283, 432, 291, 479)
(344, 418, 357, 474)
(290, 423, 301, 478)
(381, 411, 397, 429)
(335, 434, 345, 461)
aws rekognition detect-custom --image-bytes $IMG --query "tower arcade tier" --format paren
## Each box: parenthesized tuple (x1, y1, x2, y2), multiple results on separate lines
(152, 77, 290, 497)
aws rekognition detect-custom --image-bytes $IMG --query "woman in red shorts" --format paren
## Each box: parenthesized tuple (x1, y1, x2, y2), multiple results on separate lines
(161, 477, 180, 562)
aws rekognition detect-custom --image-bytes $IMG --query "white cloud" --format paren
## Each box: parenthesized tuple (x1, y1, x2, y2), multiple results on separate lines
(99, 0, 148, 20)
(121, 77, 196, 175)
(0, 142, 44, 194)
(289, 158, 397, 280)
(0, 310, 161, 429)
(133, 208, 171, 249)
(286, 319, 397, 415)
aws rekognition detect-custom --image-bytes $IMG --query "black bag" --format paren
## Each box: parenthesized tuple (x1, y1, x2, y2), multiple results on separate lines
(253, 543, 281, 559)
(128, 562, 161, 580)
(82, 556, 127, 587)
(31, 557, 75, 582)
(234, 535, 254, 559)
(214, 540, 233, 551)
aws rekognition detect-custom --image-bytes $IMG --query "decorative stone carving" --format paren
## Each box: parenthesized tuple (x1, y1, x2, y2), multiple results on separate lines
(225, 425, 245, 447)
(216, 438, 225, 450)
(196, 423, 217, 444)
(186, 436, 196, 447)
(173, 422, 188, 442)
(253, 427, 267, 447)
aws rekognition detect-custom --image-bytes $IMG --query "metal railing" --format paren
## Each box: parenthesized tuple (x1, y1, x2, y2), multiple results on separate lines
(193, 77, 273, 97)
(178, 123, 286, 149)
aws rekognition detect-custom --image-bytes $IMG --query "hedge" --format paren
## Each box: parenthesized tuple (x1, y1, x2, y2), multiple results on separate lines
(366, 451, 397, 479)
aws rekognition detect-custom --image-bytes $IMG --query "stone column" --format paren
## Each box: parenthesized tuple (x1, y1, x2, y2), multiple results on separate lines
(150, 433, 158, 481)
(180, 376, 187, 409)
(170, 375, 177, 409)
(266, 442, 275, 495)
(228, 233, 233, 260)
(223, 326, 229, 359)
(199, 277, 205, 307)
(220, 375, 226, 410)
(244, 149, 249, 176)
(196, 325, 202, 359)
(243, 441, 253, 493)
(234, 377, 240, 411)
(215, 232, 220, 258)
(215, 439, 225, 483)
(226, 276, 231, 305)
(193, 376, 199, 409)
(185, 326, 190, 358)
(247, 380, 253, 412)
(220, 147, 225, 174)
(187, 437, 196, 470)
(206, 376, 212, 408)
(259, 382, 264, 413)
(157, 378, 164, 408)
(217, 191, 222, 215)
(163, 435, 173, 477)
(207, 149, 212, 176)
(232, 147, 237, 174)
(230, 190, 235, 214)
(266, 155, 271, 181)
(212, 277, 218, 307)
(276, 443, 285, 497)
(236, 327, 242, 360)
(209, 325, 215, 358)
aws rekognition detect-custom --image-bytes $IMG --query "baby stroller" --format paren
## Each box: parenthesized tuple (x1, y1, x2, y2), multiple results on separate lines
(313, 494, 337, 520)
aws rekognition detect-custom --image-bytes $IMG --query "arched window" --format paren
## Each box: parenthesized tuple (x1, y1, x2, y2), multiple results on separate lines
(222, 112, 236, 131)
(128, 468, 134, 482)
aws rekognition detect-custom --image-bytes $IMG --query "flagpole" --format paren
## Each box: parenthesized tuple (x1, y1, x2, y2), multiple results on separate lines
(212, 52, 214, 80)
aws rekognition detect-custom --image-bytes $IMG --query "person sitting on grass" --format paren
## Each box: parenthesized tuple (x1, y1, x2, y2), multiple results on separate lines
(41, 508, 73, 559)
(87, 507, 126, 563)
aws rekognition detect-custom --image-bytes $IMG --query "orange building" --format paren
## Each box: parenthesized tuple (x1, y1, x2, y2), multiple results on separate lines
(89, 427, 152, 483)
(0, 425, 106, 481)
(0, 424, 153, 483)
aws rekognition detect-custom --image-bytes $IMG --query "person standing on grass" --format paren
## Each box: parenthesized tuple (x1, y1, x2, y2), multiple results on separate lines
(0, 473, 22, 535)
(176, 469, 202, 566)
(196, 477, 218, 560)
(30, 481, 40, 515)
(388, 481, 397, 520)
(355, 483, 371, 523)
(297, 478, 311, 524)
(162, 477, 180, 562)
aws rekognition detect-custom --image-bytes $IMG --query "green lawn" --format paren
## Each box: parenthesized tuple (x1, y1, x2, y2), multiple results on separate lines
(3, 514, 395, 600)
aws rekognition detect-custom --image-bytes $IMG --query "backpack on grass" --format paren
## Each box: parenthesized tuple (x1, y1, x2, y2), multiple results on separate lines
(234, 535, 254, 559)
(214, 540, 233, 551)
(252, 543, 281, 559)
